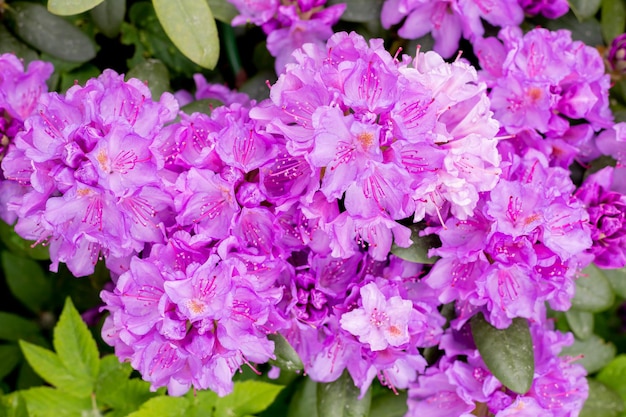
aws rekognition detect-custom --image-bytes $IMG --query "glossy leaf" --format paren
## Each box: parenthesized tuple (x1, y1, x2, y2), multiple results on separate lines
(603, 267, 626, 298)
(215, 380, 284, 416)
(180, 98, 222, 116)
(571, 264, 615, 313)
(317, 372, 371, 417)
(580, 380, 624, 417)
(471, 314, 534, 394)
(126, 59, 171, 98)
(269, 333, 304, 372)
(288, 378, 318, 417)
(597, 355, 626, 402)
(565, 308, 594, 340)
(327, 0, 384, 22)
(0, 24, 39, 64)
(152, 0, 220, 69)
(390, 225, 439, 264)
(545, 12, 604, 45)
(369, 390, 407, 417)
(561, 335, 616, 373)
(90, 0, 125, 38)
(48, 0, 105, 16)
(0, 221, 49, 260)
(7, 2, 96, 62)
(601, 0, 626, 43)
(569, 0, 603, 20)
(2, 252, 52, 314)
(206, 0, 238, 23)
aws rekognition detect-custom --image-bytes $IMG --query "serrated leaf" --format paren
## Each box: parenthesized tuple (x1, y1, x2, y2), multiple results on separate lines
(7, 2, 96, 62)
(269, 334, 303, 372)
(126, 59, 171, 98)
(186, 390, 217, 417)
(390, 226, 439, 264)
(601, 0, 626, 43)
(0, 313, 44, 345)
(152, 0, 219, 69)
(19, 387, 93, 417)
(603, 267, 626, 298)
(0, 221, 49, 261)
(287, 378, 318, 417)
(569, 0, 602, 20)
(327, 0, 383, 22)
(560, 335, 616, 373)
(48, 0, 105, 15)
(95, 355, 155, 414)
(19, 341, 93, 397)
(2, 251, 52, 314)
(206, 0, 238, 23)
(53, 298, 99, 384)
(471, 314, 534, 394)
(90, 0, 125, 37)
(216, 380, 284, 417)
(565, 309, 594, 340)
(126, 396, 189, 417)
(581, 380, 625, 417)
(597, 355, 626, 402)
(571, 264, 615, 313)
(317, 372, 371, 417)
(0, 344, 21, 381)
(1, 392, 29, 417)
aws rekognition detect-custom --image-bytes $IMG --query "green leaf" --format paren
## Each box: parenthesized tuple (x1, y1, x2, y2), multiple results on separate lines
(601, 0, 626, 43)
(597, 355, 626, 402)
(545, 12, 604, 45)
(19, 387, 93, 417)
(1, 392, 29, 417)
(390, 225, 439, 264)
(580, 380, 625, 417)
(565, 308, 594, 340)
(152, 0, 220, 69)
(369, 390, 407, 417)
(269, 334, 304, 372)
(2, 251, 52, 314)
(571, 264, 615, 313)
(0, 221, 49, 261)
(0, 24, 39, 65)
(180, 98, 222, 116)
(186, 390, 217, 417)
(603, 267, 626, 298)
(206, 0, 238, 23)
(317, 372, 371, 417)
(569, 0, 602, 20)
(216, 380, 284, 417)
(0, 344, 21, 381)
(470, 314, 534, 394)
(560, 335, 616, 373)
(19, 341, 93, 397)
(59, 63, 102, 92)
(327, 0, 384, 22)
(6, 2, 96, 62)
(126, 59, 171, 98)
(90, 0, 125, 37)
(288, 378, 318, 417)
(53, 298, 100, 384)
(0, 313, 44, 345)
(48, 0, 105, 16)
(126, 396, 189, 417)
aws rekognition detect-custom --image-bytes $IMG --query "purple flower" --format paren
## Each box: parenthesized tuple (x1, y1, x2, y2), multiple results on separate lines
(608, 33, 626, 74)
(518, 0, 569, 18)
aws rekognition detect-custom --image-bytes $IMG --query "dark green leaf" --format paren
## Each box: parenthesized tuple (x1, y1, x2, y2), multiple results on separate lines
(59, 63, 102, 92)
(601, 0, 626, 43)
(90, 0, 125, 37)
(2, 251, 52, 314)
(603, 267, 626, 298)
(269, 334, 303, 372)
(53, 298, 100, 384)
(317, 372, 371, 417)
(597, 355, 626, 402)
(571, 264, 615, 313)
(48, 0, 105, 16)
(470, 314, 534, 394)
(569, 0, 603, 20)
(126, 59, 171, 98)
(7, 2, 96, 62)
(19, 341, 93, 397)
(215, 380, 284, 417)
(0, 24, 39, 64)
(369, 390, 407, 417)
(126, 396, 189, 417)
(0, 221, 49, 261)
(19, 387, 93, 417)
(152, 0, 220, 69)
(206, 0, 238, 23)
(0, 313, 44, 345)
(545, 11, 604, 45)
(560, 335, 616, 373)
(287, 377, 318, 417)
(390, 225, 439, 264)
(16, 362, 43, 390)
(565, 309, 594, 340)
(0, 344, 21, 381)
(180, 98, 222, 116)
(240, 70, 275, 102)
(327, 0, 384, 22)
(580, 380, 625, 417)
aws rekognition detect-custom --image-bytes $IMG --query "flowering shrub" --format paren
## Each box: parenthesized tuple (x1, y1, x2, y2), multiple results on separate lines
(0, 0, 626, 416)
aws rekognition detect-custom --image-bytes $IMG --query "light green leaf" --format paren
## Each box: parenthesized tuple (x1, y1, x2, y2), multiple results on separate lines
(0, 313, 45, 345)
(565, 309, 594, 340)
(95, 355, 155, 414)
(569, 0, 602, 20)
(0, 392, 29, 417)
(126, 396, 189, 417)
(390, 225, 439, 264)
(186, 390, 218, 417)
(596, 355, 626, 402)
(2, 251, 52, 314)
(152, 0, 220, 69)
(601, 0, 626, 43)
(580, 380, 625, 417)
(317, 372, 371, 417)
(560, 335, 616, 373)
(0, 344, 21, 381)
(90, 0, 126, 37)
(53, 298, 100, 384)
(19, 387, 93, 417)
(47, 0, 105, 15)
(571, 264, 615, 313)
(327, 0, 384, 22)
(603, 267, 626, 298)
(206, 0, 238, 23)
(7, 2, 96, 62)
(0, 221, 49, 261)
(126, 59, 171, 98)
(288, 378, 318, 417)
(471, 314, 534, 394)
(215, 380, 284, 417)
(269, 334, 303, 372)
(19, 341, 93, 397)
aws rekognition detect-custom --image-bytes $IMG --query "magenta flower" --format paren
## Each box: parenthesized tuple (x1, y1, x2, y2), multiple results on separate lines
(608, 33, 626, 74)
